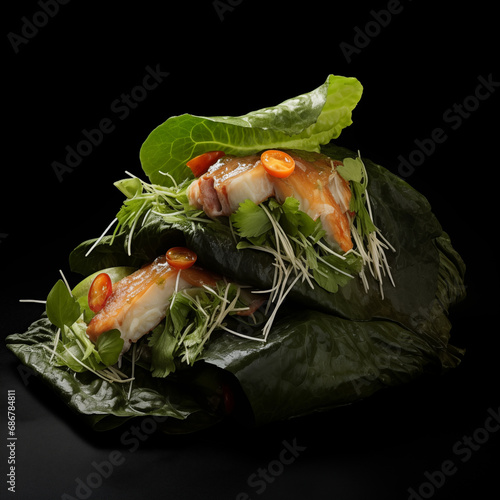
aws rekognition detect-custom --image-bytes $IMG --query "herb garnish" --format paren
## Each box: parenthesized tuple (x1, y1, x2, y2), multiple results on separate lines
(337, 153, 396, 297)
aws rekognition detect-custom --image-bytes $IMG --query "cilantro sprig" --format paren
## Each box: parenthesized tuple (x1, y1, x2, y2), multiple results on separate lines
(230, 196, 362, 337)
(148, 282, 263, 377)
(336, 156, 376, 237)
(337, 154, 396, 297)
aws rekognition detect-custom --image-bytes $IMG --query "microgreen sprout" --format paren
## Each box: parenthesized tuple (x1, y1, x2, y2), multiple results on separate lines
(148, 280, 265, 377)
(339, 153, 396, 298)
(85, 171, 209, 259)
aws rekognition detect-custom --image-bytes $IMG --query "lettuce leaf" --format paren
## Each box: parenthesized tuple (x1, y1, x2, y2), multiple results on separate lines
(139, 74, 363, 186)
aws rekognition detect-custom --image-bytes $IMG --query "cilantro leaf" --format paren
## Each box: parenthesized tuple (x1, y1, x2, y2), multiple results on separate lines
(339, 155, 377, 237)
(336, 156, 364, 183)
(313, 253, 363, 293)
(278, 197, 320, 238)
(230, 199, 272, 238)
(230, 196, 361, 299)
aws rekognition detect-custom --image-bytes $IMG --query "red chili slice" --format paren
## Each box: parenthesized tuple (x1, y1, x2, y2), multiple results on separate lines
(88, 273, 113, 313)
(186, 151, 225, 177)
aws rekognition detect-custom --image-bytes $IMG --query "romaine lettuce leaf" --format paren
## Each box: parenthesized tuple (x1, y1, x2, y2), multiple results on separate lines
(139, 74, 363, 186)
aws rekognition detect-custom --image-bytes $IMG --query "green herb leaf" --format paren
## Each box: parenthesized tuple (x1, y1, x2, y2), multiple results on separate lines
(148, 324, 179, 378)
(52, 340, 90, 372)
(66, 319, 95, 360)
(114, 178, 143, 199)
(230, 199, 272, 238)
(230, 196, 359, 298)
(279, 197, 320, 238)
(338, 155, 377, 237)
(96, 329, 124, 366)
(46, 280, 81, 331)
(337, 156, 364, 183)
(147, 284, 259, 378)
(313, 253, 363, 293)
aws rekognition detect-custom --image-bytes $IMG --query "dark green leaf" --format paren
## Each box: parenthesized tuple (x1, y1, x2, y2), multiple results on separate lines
(202, 307, 464, 426)
(5, 316, 226, 433)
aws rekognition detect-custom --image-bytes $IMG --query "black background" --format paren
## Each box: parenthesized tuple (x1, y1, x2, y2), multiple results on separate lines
(2, 1, 499, 499)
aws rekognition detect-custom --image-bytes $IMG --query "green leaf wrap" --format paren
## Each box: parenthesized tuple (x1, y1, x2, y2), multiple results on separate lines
(6, 316, 226, 433)
(6, 144, 466, 430)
